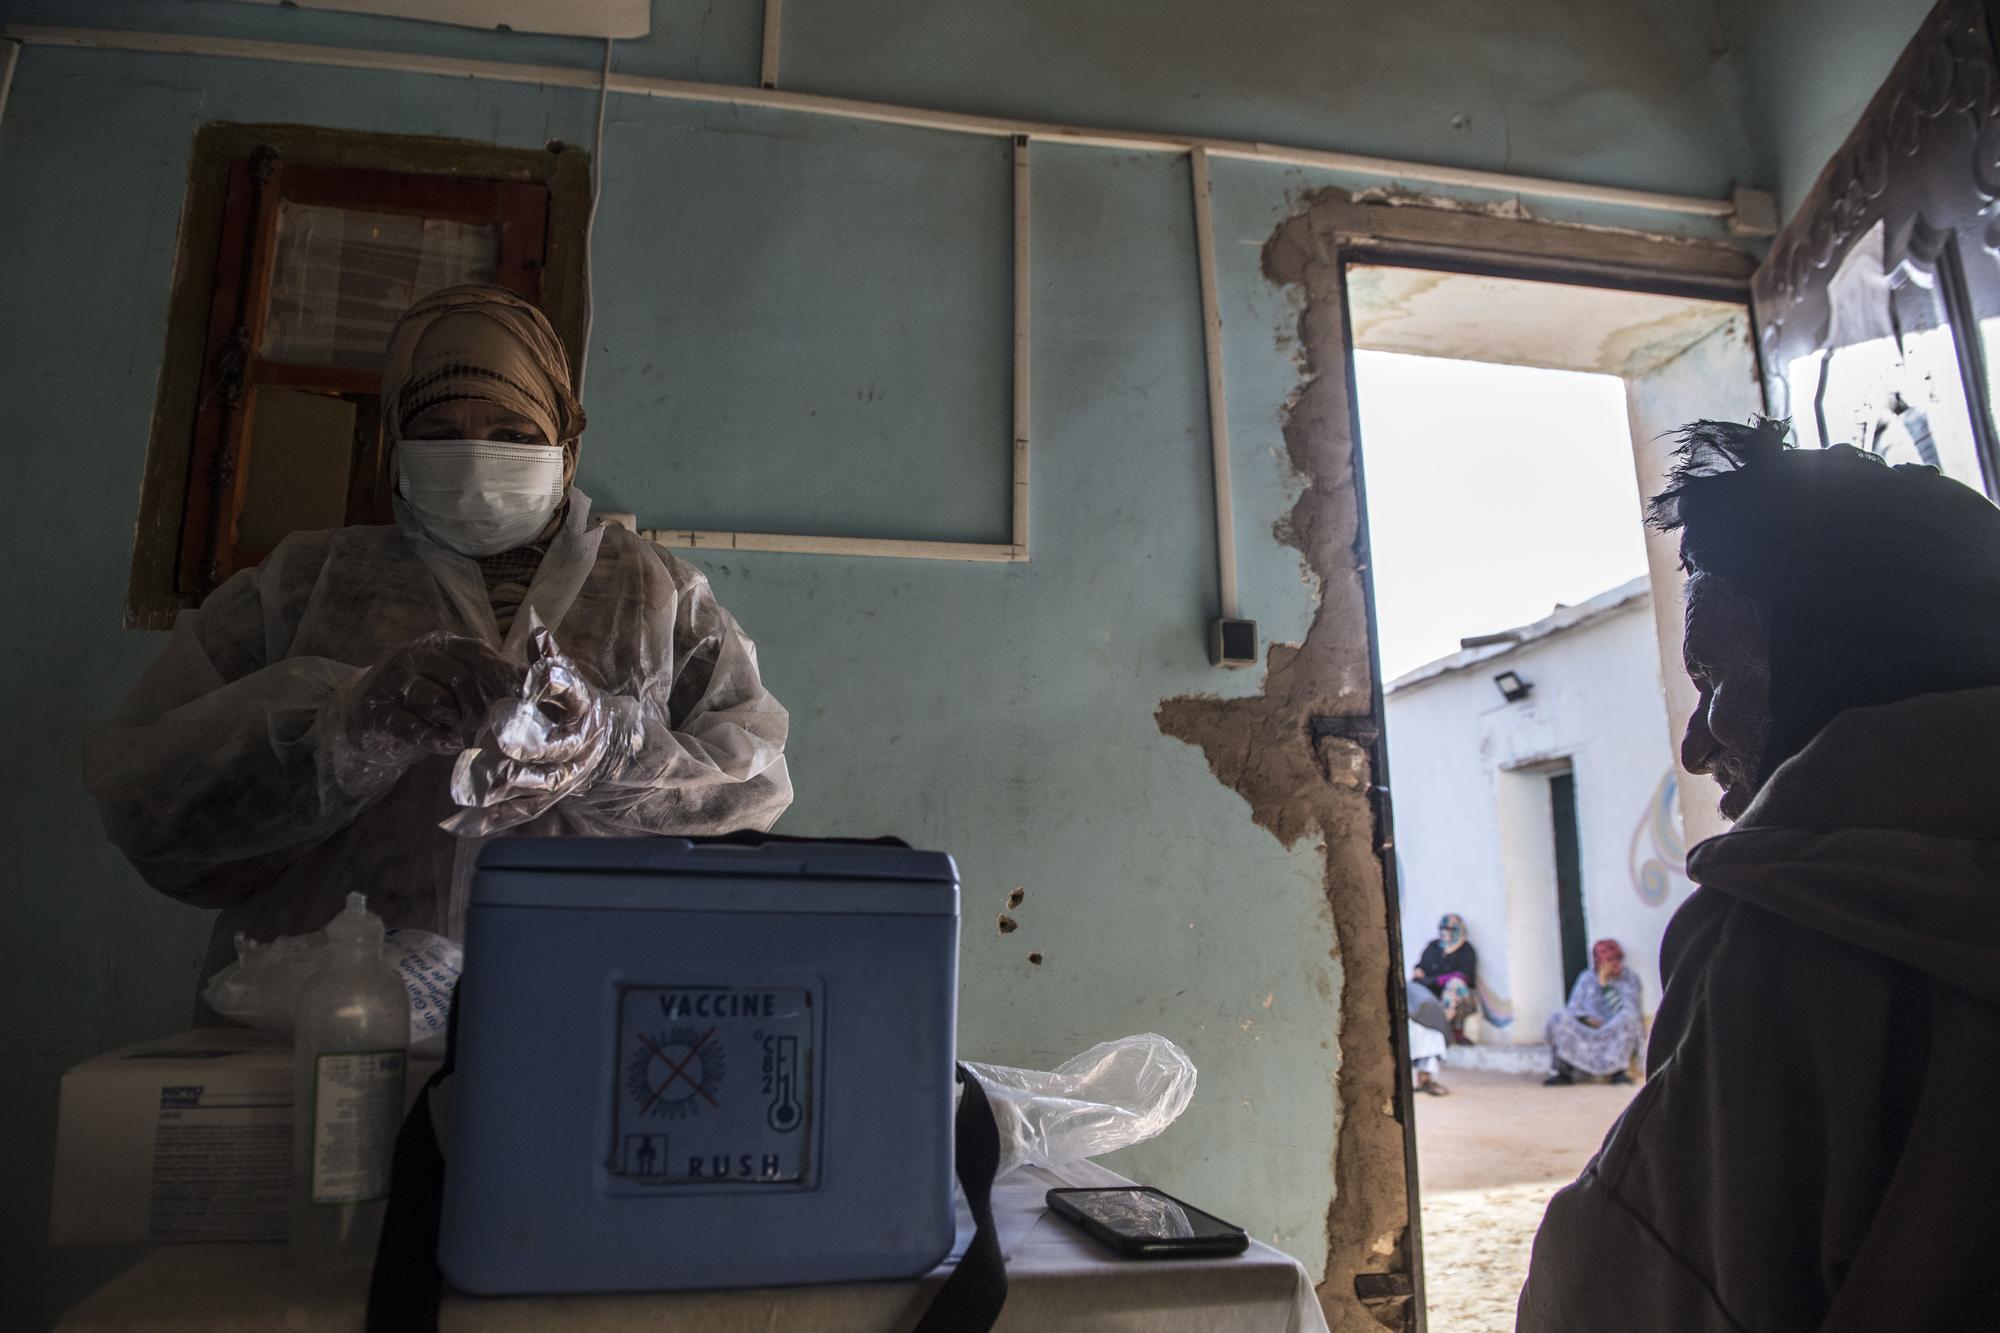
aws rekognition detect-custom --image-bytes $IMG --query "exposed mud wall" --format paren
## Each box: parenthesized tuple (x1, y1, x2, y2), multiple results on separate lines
(1158, 190, 1412, 1331)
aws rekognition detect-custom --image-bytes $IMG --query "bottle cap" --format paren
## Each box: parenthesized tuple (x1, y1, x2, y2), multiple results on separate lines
(325, 892, 385, 949)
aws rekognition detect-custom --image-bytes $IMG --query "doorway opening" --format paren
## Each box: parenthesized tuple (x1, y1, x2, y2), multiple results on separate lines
(1346, 261, 1759, 1330)
(1549, 768, 1588, 997)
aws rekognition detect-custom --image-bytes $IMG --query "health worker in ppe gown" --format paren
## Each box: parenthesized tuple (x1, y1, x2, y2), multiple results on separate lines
(88, 285, 793, 988)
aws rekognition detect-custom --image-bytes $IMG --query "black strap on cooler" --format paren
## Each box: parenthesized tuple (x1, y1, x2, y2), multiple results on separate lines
(912, 1066, 1009, 1332)
(366, 1008, 456, 1332)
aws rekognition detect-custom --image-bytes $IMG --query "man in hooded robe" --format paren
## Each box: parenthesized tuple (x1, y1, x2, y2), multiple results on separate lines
(1518, 418, 2000, 1329)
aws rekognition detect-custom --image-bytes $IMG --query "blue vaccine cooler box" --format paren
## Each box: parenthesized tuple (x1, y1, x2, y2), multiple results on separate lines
(437, 838, 961, 1295)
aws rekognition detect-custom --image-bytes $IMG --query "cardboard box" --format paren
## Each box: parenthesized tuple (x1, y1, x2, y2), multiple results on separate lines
(50, 1027, 443, 1245)
(51, 1028, 293, 1245)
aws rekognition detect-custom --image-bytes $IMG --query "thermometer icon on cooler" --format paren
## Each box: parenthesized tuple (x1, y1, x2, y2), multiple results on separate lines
(766, 1035, 802, 1133)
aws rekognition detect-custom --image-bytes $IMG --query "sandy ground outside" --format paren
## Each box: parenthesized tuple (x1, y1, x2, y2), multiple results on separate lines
(1413, 1067, 1638, 1331)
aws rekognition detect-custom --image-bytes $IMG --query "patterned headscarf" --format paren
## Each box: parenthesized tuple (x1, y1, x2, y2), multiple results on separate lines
(1592, 939, 1625, 973)
(1438, 914, 1468, 952)
(379, 284, 585, 450)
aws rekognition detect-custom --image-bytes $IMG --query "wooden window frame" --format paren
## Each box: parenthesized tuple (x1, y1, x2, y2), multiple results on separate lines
(126, 123, 591, 630)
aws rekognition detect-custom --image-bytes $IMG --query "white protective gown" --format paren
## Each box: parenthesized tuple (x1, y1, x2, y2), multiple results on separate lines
(87, 488, 792, 986)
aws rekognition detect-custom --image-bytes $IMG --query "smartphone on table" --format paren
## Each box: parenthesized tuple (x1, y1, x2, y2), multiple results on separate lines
(1045, 1186, 1251, 1259)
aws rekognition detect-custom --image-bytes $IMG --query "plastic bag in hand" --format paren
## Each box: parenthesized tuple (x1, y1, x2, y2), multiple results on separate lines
(962, 1033, 1198, 1180)
(443, 625, 642, 836)
(202, 925, 463, 1047)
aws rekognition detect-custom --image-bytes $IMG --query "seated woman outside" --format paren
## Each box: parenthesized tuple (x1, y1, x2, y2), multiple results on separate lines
(1408, 980, 1455, 1097)
(1543, 939, 1641, 1086)
(1411, 913, 1479, 1041)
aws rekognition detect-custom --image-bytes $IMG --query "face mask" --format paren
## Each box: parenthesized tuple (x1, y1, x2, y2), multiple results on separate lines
(398, 440, 566, 557)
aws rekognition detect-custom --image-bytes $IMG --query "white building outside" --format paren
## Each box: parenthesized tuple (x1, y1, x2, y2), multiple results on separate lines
(1387, 577, 1702, 1046)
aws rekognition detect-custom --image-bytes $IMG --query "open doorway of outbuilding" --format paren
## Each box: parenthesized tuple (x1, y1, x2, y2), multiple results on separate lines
(1344, 263, 1759, 1330)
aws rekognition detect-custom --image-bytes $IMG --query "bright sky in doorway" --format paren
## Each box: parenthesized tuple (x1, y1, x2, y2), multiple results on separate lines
(1353, 351, 1651, 682)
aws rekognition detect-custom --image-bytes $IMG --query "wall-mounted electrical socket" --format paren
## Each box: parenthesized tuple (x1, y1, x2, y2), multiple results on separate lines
(1211, 618, 1258, 668)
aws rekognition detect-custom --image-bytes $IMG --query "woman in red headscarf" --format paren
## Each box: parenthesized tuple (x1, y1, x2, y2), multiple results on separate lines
(1543, 938, 1643, 1086)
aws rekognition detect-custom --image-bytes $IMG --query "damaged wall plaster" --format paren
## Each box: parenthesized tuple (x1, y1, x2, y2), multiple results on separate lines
(1158, 189, 1412, 1331)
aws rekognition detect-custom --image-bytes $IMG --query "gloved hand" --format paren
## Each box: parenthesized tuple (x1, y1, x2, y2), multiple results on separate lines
(342, 633, 524, 755)
(443, 627, 641, 835)
(320, 633, 523, 800)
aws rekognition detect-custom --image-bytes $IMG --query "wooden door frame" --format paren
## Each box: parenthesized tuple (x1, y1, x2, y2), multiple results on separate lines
(1243, 186, 1757, 1331)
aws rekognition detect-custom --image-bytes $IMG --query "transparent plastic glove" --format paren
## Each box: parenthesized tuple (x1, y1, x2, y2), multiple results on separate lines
(961, 1033, 1198, 1180)
(323, 632, 521, 795)
(444, 626, 642, 836)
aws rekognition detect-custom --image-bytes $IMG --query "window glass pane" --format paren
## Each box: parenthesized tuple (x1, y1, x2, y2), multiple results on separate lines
(1978, 316, 2000, 459)
(1809, 296, 1984, 489)
(1785, 349, 1828, 450)
(1782, 224, 1985, 491)
(261, 201, 499, 369)
(235, 387, 358, 553)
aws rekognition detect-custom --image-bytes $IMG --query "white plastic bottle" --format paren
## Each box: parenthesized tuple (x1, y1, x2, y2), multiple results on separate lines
(290, 893, 410, 1269)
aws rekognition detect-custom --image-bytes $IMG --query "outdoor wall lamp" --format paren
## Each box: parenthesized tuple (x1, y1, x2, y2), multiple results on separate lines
(1493, 670, 1533, 703)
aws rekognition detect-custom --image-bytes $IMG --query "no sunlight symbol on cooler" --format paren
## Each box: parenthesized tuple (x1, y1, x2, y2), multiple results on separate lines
(627, 1026, 725, 1121)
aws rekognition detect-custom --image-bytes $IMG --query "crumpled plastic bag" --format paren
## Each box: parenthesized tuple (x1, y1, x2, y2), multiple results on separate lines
(201, 926, 462, 1047)
(443, 624, 642, 837)
(963, 1033, 1197, 1180)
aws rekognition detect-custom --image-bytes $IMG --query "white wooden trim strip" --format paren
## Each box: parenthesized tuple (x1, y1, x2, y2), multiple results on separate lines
(0, 39, 20, 132)
(1189, 147, 1239, 620)
(2, 25, 1738, 218)
(758, 0, 781, 90)
(1012, 135, 1031, 554)
(641, 529, 1027, 561)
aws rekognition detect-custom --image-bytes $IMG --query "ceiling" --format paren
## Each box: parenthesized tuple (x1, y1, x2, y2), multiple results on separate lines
(1345, 265, 1748, 378)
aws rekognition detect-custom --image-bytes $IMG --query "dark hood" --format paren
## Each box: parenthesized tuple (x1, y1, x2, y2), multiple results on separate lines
(1687, 686, 2000, 1007)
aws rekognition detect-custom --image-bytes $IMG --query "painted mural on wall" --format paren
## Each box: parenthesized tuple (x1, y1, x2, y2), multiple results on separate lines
(1629, 769, 1693, 906)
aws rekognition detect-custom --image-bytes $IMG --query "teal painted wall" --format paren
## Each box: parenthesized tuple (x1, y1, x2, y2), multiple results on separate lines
(4, 0, 1763, 199)
(1720, 0, 1938, 223)
(1, 1, 1790, 1325)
